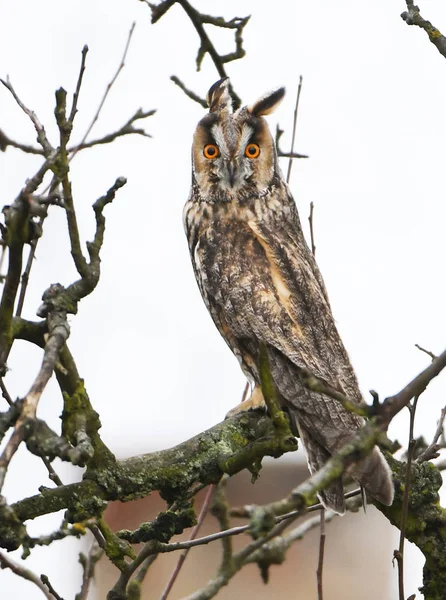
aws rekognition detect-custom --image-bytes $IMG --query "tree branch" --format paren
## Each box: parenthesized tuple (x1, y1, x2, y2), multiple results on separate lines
(401, 1, 446, 58)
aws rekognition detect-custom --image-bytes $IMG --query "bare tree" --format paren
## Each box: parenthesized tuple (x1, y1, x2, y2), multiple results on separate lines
(1, 2, 446, 599)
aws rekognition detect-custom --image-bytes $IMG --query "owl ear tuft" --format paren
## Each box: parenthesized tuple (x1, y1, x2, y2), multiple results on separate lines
(207, 78, 232, 113)
(248, 87, 285, 117)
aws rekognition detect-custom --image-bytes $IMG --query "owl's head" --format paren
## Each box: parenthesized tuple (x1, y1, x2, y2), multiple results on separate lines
(191, 78, 285, 202)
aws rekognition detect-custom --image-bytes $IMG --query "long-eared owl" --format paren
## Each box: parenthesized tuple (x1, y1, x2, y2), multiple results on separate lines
(183, 78, 393, 514)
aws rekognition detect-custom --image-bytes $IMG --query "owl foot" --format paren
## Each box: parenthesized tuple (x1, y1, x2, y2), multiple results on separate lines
(225, 386, 267, 418)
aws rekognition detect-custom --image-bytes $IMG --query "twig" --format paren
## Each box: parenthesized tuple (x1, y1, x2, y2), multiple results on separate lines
(395, 396, 419, 600)
(15, 239, 38, 318)
(379, 347, 446, 424)
(170, 76, 207, 108)
(0, 378, 13, 406)
(68, 108, 155, 154)
(70, 22, 136, 161)
(211, 477, 233, 572)
(317, 511, 326, 600)
(0, 77, 53, 155)
(159, 485, 215, 600)
(415, 343, 437, 361)
(246, 509, 337, 566)
(76, 543, 104, 600)
(275, 125, 308, 159)
(286, 76, 303, 184)
(308, 201, 316, 257)
(0, 129, 44, 155)
(0, 552, 53, 599)
(69, 45, 89, 124)
(149, 1, 248, 108)
(41, 456, 64, 487)
(41, 574, 64, 600)
(417, 405, 446, 463)
(401, 1, 446, 58)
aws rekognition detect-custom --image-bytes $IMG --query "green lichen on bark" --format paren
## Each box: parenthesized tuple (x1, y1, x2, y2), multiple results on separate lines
(378, 455, 446, 599)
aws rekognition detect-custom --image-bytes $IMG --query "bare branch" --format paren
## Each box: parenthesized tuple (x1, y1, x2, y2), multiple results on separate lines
(401, 1, 446, 58)
(286, 76, 304, 184)
(149, 1, 248, 108)
(0, 77, 53, 156)
(68, 109, 155, 153)
(0, 552, 53, 599)
(317, 511, 325, 600)
(0, 129, 44, 155)
(69, 45, 89, 124)
(417, 405, 446, 463)
(275, 125, 308, 159)
(415, 343, 437, 361)
(70, 22, 136, 161)
(159, 485, 215, 600)
(379, 347, 446, 424)
(0, 378, 13, 407)
(170, 76, 207, 108)
(395, 396, 419, 600)
(76, 543, 104, 600)
(40, 574, 64, 600)
(308, 201, 316, 257)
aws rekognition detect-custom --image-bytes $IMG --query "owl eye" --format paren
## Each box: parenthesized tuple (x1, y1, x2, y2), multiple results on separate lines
(245, 143, 260, 159)
(203, 144, 219, 159)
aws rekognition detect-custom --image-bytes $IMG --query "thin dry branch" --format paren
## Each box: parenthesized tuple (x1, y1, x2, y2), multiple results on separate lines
(69, 45, 89, 124)
(0, 77, 53, 155)
(308, 201, 316, 257)
(159, 485, 215, 600)
(417, 404, 446, 463)
(317, 511, 326, 600)
(68, 108, 155, 153)
(395, 396, 419, 600)
(0, 552, 53, 600)
(286, 76, 304, 184)
(76, 543, 104, 600)
(40, 574, 64, 600)
(149, 0, 248, 108)
(275, 125, 308, 160)
(0, 129, 43, 155)
(70, 22, 136, 161)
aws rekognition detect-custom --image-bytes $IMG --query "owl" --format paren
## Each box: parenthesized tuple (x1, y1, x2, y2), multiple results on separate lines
(183, 78, 393, 514)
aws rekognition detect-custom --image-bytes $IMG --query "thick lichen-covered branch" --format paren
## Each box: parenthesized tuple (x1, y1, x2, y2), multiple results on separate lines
(4, 412, 292, 544)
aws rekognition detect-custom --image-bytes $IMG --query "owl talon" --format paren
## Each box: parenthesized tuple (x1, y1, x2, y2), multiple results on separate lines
(225, 386, 267, 419)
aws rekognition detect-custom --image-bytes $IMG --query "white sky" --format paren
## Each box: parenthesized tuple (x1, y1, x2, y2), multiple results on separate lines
(1, 0, 446, 597)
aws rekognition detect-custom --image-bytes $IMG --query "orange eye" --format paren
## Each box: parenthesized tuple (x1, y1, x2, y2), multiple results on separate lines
(245, 143, 260, 159)
(203, 144, 219, 159)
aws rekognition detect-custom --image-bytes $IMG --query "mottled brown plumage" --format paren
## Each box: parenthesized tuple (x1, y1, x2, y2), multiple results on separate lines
(184, 78, 393, 514)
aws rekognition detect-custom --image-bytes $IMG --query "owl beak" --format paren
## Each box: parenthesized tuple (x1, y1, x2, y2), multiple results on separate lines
(226, 161, 236, 188)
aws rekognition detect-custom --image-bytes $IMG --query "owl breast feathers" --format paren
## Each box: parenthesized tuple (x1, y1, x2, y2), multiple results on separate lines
(183, 78, 393, 514)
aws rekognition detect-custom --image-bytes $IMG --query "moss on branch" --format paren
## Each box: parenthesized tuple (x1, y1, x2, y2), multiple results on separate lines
(3, 411, 294, 549)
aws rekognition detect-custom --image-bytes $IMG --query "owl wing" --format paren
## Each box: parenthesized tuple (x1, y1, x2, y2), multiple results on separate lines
(195, 212, 364, 446)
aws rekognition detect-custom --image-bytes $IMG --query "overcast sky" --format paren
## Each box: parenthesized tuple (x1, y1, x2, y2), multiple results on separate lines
(1, 0, 446, 597)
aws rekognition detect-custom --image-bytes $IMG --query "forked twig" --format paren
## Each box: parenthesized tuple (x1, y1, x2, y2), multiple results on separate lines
(0, 552, 53, 599)
(417, 405, 446, 463)
(70, 22, 136, 161)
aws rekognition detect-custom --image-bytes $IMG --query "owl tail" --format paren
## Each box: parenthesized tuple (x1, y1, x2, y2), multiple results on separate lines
(296, 421, 394, 515)
(350, 446, 394, 507)
(297, 423, 346, 514)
